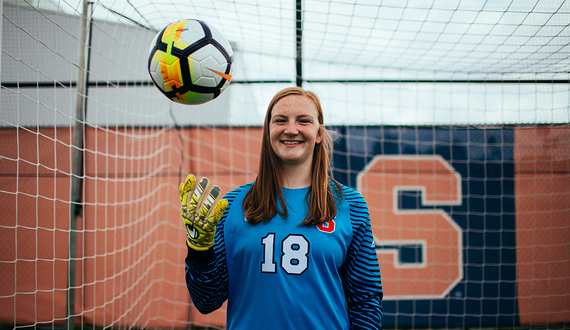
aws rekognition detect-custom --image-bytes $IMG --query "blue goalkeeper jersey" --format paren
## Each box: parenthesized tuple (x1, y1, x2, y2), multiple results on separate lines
(185, 182, 383, 329)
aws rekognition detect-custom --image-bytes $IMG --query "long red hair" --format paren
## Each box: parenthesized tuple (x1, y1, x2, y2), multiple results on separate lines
(242, 87, 341, 226)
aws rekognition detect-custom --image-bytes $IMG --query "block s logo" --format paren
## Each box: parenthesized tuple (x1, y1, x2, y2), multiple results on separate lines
(317, 220, 335, 233)
(357, 155, 463, 300)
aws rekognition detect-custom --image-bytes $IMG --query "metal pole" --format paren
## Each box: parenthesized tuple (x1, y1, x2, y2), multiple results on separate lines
(67, 1, 92, 329)
(295, 0, 303, 87)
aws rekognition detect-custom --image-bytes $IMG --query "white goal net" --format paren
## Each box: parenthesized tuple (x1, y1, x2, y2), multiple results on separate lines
(1, 0, 569, 329)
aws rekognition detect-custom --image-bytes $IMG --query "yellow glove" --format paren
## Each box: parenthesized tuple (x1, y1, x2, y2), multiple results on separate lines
(179, 174, 228, 251)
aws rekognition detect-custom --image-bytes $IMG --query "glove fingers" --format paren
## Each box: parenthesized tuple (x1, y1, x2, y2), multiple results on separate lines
(179, 174, 196, 206)
(198, 184, 221, 221)
(209, 198, 228, 226)
(190, 177, 211, 215)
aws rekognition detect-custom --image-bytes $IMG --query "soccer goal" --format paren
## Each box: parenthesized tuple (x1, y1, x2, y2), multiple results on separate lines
(1, 0, 569, 329)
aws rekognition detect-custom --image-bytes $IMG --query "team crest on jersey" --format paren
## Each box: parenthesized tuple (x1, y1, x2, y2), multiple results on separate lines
(317, 219, 336, 233)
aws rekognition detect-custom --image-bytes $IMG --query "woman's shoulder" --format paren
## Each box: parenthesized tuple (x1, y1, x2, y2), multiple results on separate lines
(335, 182, 368, 210)
(336, 184, 372, 230)
(223, 181, 254, 202)
(332, 181, 363, 200)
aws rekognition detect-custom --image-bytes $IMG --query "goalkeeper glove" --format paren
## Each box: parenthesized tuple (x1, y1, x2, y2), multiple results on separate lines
(179, 174, 228, 251)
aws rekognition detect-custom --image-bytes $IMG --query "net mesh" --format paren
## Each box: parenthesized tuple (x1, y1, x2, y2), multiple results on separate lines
(1, 0, 569, 329)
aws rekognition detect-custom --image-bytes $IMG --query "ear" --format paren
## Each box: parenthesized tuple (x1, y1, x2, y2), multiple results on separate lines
(316, 125, 324, 144)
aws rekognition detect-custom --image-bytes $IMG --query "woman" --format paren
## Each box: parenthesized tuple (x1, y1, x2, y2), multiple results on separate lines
(180, 87, 383, 329)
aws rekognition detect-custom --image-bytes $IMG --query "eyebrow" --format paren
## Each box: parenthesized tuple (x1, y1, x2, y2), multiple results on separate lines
(272, 114, 314, 119)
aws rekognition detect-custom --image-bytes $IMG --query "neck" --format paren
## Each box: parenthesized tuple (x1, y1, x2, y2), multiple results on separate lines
(281, 161, 312, 189)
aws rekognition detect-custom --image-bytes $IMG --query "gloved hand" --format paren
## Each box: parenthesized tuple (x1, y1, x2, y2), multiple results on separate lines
(179, 174, 228, 251)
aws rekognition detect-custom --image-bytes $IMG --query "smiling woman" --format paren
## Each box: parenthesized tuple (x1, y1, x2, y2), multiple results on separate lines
(269, 93, 323, 186)
(181, 87, 383, 330)
(244, 87, 338, 226)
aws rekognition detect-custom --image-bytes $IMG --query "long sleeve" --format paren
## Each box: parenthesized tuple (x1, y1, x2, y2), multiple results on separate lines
(342, 188, 383, 329)
(184, 205, 231, 314)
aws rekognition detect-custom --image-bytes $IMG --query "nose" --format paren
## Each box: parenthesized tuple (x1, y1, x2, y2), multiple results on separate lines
(284, 122, 298, 135)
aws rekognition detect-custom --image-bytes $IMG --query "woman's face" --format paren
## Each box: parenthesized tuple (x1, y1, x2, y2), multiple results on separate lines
(269, 95, 323, 168)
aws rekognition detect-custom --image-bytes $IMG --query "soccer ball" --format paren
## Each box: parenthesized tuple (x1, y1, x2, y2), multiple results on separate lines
(148, 19, 234, 105)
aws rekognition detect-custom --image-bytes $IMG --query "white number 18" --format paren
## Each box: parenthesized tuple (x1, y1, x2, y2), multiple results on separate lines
(261, 233, 309, 275)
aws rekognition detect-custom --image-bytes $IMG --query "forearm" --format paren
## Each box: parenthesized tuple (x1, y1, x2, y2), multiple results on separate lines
(345, 191, 383, 329)
(184, 246, 228, 314)
(347, 291, 383, 329)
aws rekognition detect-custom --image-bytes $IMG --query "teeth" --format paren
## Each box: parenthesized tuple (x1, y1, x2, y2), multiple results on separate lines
(283, 141, 301, 145)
